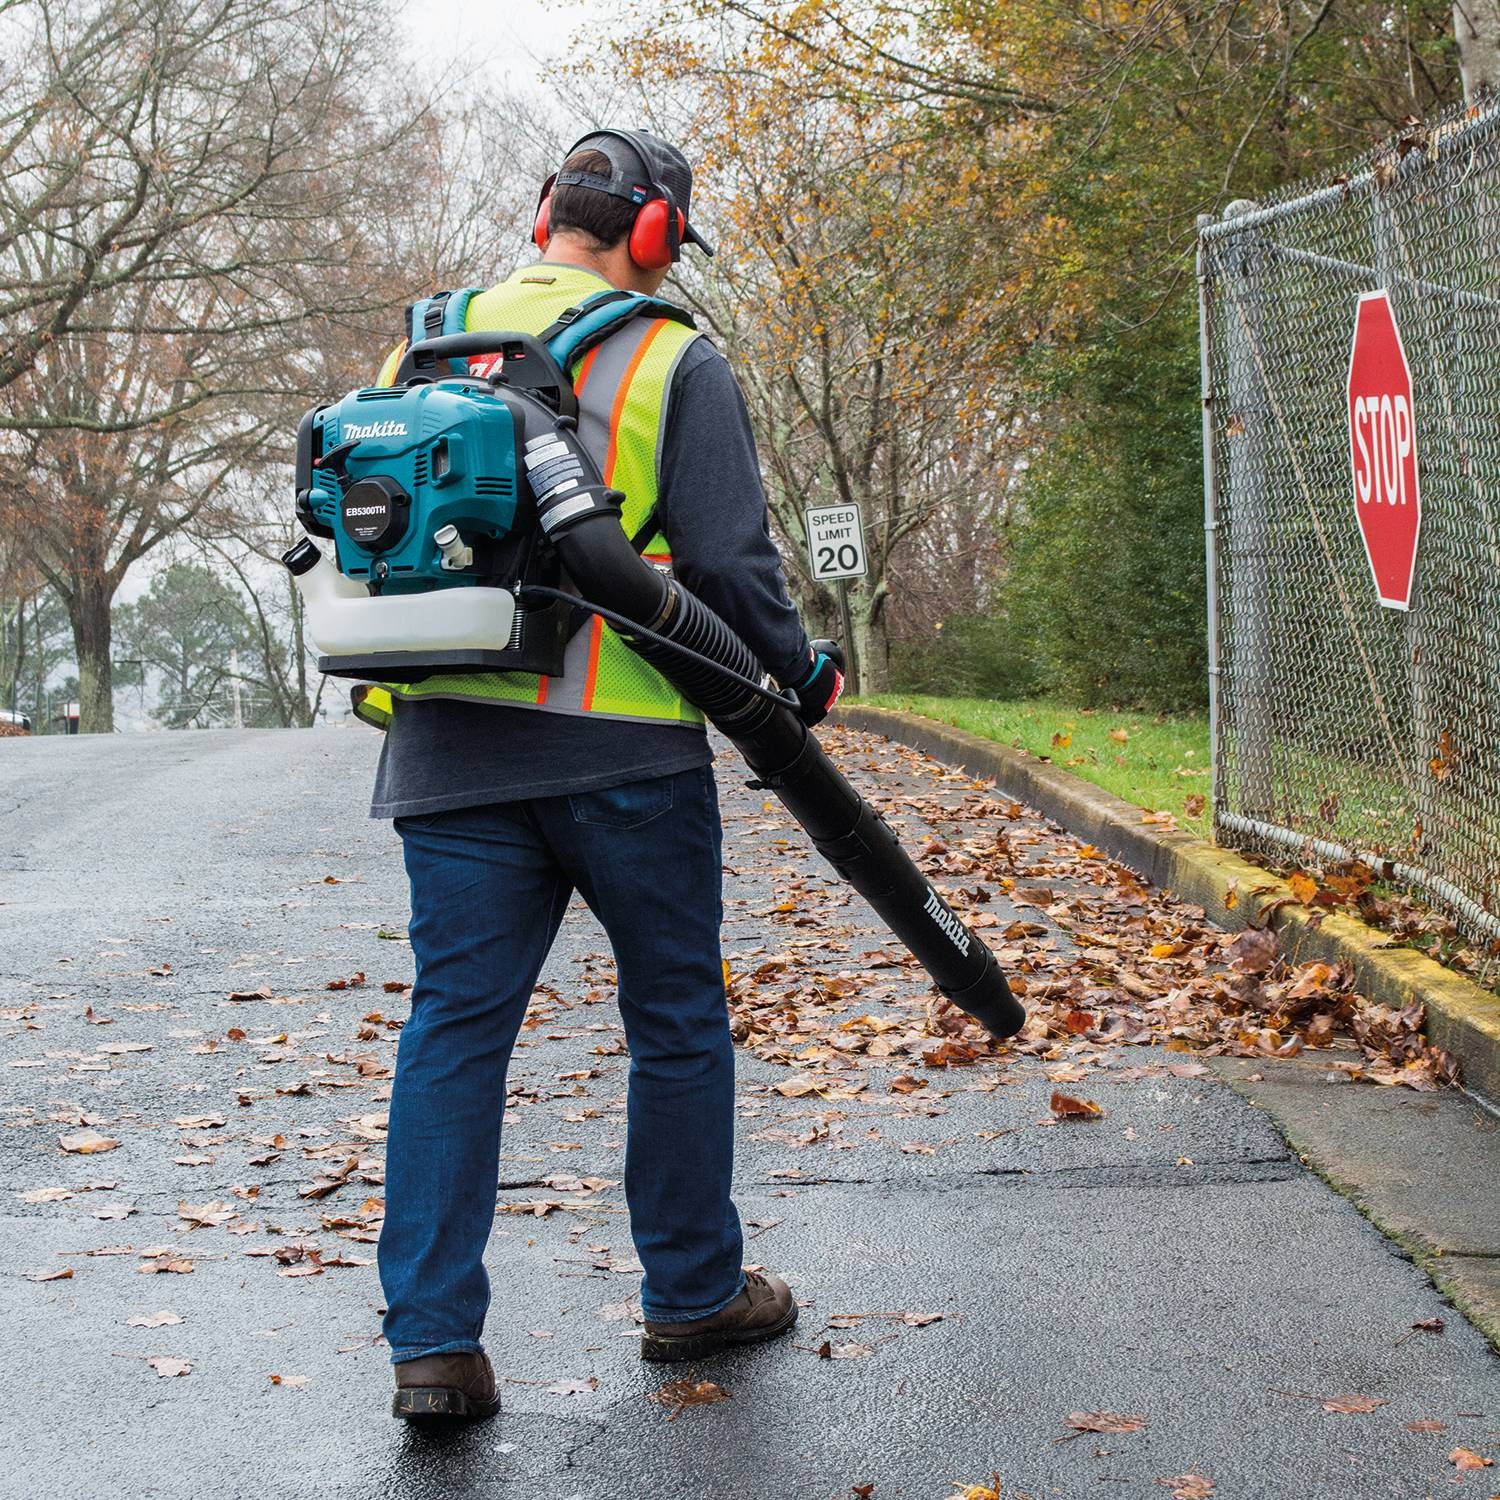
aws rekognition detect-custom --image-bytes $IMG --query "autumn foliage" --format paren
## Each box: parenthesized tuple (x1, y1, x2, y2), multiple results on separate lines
(611, 0, 1463, 705)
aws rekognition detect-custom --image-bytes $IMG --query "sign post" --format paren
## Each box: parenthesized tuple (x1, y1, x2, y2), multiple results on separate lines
(1347, 290, 1422, 609)
(803, 503, 868, 694)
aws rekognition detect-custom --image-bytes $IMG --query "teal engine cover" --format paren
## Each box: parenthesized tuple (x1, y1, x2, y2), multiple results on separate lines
(299, 381, 523, 595)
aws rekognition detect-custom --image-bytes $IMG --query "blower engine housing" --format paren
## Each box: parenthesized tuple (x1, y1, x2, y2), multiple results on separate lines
(293, 360, 579, 681)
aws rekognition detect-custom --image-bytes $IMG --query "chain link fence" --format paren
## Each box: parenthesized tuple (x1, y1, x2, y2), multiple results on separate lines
(1199, 98, 1500, 955)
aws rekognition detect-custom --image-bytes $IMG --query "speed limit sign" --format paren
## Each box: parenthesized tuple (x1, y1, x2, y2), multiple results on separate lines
(804, 504, 868, 581)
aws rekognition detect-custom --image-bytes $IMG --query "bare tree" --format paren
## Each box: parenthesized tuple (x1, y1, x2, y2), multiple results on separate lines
(0, 0, 495, 730)
(0, 0, 446, 417)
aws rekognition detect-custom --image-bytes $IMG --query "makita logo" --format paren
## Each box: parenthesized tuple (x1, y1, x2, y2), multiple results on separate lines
(923, 886, 970, 956)
(343, 419, 408, 440)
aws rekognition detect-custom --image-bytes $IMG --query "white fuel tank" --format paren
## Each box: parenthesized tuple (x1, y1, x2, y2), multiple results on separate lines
(288, 545, 517, 656)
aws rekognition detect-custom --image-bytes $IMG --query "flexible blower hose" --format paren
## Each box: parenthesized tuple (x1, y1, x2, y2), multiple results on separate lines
(525, 463, 1024, 1039)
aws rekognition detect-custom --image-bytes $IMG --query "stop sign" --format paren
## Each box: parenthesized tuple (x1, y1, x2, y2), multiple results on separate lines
(1347, 290, 1422, 610)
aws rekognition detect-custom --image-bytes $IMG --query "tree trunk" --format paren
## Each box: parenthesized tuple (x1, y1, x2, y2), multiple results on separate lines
(2, 597, 25, 712)
(854, 585, 891, 694)
(31, 598, 48, 731)
(69, 580, 115, 734)
(1455, 0, 1500, 98)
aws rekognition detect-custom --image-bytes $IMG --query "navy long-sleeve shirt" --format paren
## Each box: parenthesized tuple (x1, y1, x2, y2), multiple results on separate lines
(370, 336, 810, 817)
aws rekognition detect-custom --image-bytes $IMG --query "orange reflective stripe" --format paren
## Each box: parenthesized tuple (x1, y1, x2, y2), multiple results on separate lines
(581, 615, 604, 711)
(535, 674, 549, 705)
(604, 320, 670, 484)
(573, 346, 601, 397)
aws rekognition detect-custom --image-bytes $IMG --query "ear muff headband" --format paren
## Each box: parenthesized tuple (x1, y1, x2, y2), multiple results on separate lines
(533, 132, 688, 268)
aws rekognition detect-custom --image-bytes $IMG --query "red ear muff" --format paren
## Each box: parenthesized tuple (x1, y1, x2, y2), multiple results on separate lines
(629, 198, 685, 270)
(532, 172, 557, 251)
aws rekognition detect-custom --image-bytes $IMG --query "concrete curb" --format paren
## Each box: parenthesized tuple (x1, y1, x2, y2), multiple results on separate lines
(836, 704, 1500, 1106)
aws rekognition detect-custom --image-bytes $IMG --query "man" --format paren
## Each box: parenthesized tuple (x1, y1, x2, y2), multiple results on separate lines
(370, 128, 845, 1421)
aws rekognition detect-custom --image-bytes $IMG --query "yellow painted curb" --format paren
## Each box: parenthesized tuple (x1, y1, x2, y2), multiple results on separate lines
(837, 705, 1500, 1105)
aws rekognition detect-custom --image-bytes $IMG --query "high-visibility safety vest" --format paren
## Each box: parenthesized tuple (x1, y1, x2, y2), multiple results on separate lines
(349, 264, 706, 733)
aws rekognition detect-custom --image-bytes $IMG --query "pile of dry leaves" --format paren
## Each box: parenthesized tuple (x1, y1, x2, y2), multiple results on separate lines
(726, 732, 1459, 1094)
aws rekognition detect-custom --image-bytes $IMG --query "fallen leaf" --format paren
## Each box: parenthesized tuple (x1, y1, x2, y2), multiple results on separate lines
(1450, 1448, 1494, 1469)
(59, 1129, 120, 1154)
(147, 1356, 192, 1379)
(1404, 1419, 1446, 1432)
(1320, 1393, 1387, 1413)
(178, 1200, 238, 1228)
(544, 1376, 599, 1396)
(137, 1255, 194, 1275)
(20, 1186, 72, 1203)
(1158, 1475, 1215, 1499)
(269, 1374, 308, 1388)
(127, 1311, 183, 1328)
(950, 1478, 1001, 1500)
(24, 1267, 73, 1282)
(773, 1076, 824, 1098)
(1230, 926, 1278, 973)
(1064, 1410, 1148, 1435)
(648, 1378, 730, 1420)
(1050, 1091, 1103, 1120)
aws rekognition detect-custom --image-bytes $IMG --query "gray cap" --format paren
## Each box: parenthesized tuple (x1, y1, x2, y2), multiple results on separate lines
(563, 128, 713, 256)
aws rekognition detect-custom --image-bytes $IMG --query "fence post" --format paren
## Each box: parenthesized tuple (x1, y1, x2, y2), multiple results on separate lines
(1197, 214, 1224, 827)
(1218, 198, 1277, 819)
(1370, 174, 1439, 868)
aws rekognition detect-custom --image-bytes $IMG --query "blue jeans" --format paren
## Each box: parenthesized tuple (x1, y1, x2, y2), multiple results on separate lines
(378, 765, 745, 1362)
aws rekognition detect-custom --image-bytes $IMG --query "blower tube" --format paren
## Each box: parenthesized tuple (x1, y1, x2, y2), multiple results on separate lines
(522, 419, 1025, 1040)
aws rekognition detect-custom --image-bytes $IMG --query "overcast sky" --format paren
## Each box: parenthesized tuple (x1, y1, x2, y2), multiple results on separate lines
(396, 0, 594, 81)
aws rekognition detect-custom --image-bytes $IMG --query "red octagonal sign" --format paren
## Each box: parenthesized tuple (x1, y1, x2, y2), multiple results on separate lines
(1347, 290, 1422, 610)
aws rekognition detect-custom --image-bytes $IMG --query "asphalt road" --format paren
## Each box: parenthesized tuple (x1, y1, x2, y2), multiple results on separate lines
(2, 726, 1497, 1500)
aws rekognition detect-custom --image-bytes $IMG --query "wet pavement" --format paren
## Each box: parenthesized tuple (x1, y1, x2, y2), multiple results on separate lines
(2, 725, 1497, 1500)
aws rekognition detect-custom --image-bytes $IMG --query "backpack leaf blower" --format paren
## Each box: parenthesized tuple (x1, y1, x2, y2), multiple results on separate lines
(284, 298, 1024, 1039)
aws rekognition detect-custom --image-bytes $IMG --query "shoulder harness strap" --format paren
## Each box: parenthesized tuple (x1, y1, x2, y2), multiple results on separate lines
(538, 293, 697, 556)
(404, 286, 484, 374)
(542, 291, 696, 375)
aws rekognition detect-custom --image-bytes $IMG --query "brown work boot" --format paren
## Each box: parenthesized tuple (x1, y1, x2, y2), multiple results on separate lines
(640, 1270, 798, 1362)
(391, 1348, 501, 1421)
